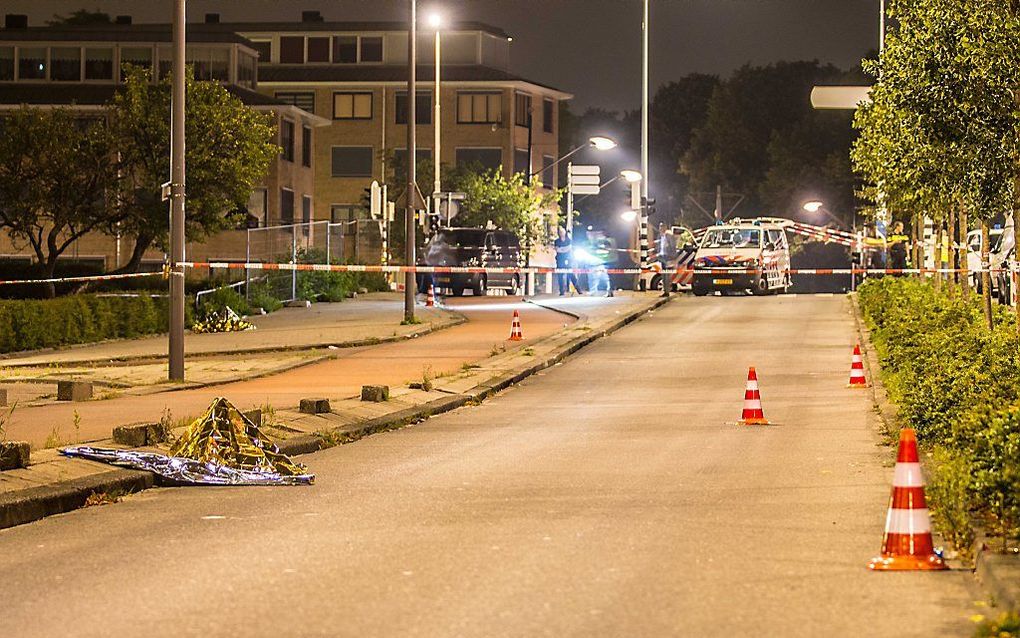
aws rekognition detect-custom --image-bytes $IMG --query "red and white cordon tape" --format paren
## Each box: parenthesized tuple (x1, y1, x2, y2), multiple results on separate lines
(0, 271, 163, 287)
(176, 261, 1009, 276)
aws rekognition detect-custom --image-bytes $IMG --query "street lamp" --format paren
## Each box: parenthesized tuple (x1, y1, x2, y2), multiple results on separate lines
(620, 169, 642, 184)
(802, 200, 848, 230)
(428, 11, 442, 205)
(620, 209, 638, 222)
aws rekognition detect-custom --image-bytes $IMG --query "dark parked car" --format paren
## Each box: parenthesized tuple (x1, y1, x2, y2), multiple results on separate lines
(421, 228, 523, 296)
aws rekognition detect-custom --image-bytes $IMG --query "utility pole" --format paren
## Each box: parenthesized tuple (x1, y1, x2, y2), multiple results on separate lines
(639, 0, 650, 287)
(168, 0, 186, 381)
(404, 0, 417, 323)
(714, 185, 722, 223)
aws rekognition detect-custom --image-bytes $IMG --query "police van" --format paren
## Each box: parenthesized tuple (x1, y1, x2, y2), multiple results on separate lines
(691, 219, 791, 296)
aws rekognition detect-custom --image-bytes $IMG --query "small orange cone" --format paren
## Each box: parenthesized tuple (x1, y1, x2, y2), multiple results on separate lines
(508, 309, 524, 341)
(739, 367, 769, 425)
(868, 428, 947, 571)
(425, 284, 436, 307)
(848, 344, 868, 388)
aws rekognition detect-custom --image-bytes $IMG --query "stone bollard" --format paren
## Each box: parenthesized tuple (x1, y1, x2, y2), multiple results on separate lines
(0, 388, 7, 407)
(0, 441, 30, 470)
(113, 424, 148, 447)
(242, 409, 263, 427)
(361, 385, 389, 402)
(299, 398, 331, 414)
(57, 380, 93, 402)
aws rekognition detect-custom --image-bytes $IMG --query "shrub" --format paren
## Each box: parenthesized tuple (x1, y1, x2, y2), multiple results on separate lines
(197, 285, 250, 318)
(247, 281, 283, 313)
(0, 294, 174, 353)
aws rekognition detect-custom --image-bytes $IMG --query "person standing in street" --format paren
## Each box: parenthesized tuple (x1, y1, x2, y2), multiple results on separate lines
(656, 223, 677, 298)
(888, 221, 909, 274)
(554, 226, 582, 296)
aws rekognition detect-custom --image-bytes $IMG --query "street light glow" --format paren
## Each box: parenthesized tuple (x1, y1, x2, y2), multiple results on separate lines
(620, 170, 643, 183)
(803, 201, 824, 213)
(427, 12, 442, 28)
(621, 210, 638, 222)
(590, 136, 618, 151)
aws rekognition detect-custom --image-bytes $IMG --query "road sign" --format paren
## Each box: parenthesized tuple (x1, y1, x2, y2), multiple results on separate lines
(572, 185, 601, 195)
(569, 165, 600, 176)
(568, 174, 600, 186)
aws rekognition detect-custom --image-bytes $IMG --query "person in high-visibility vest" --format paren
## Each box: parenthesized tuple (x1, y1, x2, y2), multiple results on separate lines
(888, 221, 910, 271)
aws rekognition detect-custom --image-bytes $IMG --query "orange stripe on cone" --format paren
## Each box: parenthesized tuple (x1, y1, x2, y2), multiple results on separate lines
(739, 366, 769, 425)
(425, 284, 435, 307)
(508, 309, 524, 341)
(848, 344, 868, 388)
(868, 428, 946, 571)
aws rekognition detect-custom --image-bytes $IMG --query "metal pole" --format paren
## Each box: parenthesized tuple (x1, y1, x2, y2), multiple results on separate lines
(714, 185, 722, 223)
(879, 0, 885, 53)
(566, 161, 574, 238)
(639, 0, 650, 282)
(325, 221, 331, 266)
(291, 226, 297, 301)
(433, 27, 441, 202)
(167, 0, 186, 381)
(245, 228, 251, 300)
(405, 0, 417, 322)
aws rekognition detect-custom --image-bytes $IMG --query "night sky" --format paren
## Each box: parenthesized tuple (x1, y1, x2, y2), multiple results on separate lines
(5, 0, 878, 111)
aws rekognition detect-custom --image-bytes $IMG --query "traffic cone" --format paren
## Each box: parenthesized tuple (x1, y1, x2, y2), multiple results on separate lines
(508, 309, 524, 341)
(739, 367, 769, 425)
(848, 344, 868, 388)
(868, 428, 947, 571)
(425, 284, 435, 307)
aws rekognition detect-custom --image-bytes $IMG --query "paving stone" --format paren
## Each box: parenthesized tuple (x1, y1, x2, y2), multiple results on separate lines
(0, 441, 30, 471)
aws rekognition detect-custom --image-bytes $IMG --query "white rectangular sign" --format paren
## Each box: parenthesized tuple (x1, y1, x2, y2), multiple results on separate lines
(572, 185, 600, 195)
(569, 174, 600, 186)
(569, 164, 600, 176)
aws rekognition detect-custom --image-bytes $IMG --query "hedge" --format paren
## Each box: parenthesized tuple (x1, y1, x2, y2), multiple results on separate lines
(858, 277, 1020, 551)
(0, 294, 180, 354)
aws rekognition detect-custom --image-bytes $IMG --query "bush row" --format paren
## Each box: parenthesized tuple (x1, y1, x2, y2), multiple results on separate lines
(0, 294, 183, 353)
(858, 278, 1020, 550)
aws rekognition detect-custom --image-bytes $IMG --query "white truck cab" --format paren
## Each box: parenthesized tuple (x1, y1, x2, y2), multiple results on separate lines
(691, 219, 792, 296)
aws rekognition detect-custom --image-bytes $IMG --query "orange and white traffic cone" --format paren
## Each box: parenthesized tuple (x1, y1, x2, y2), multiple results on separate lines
(848, 344, 868, 388)
(425, 284, 435, 307)
(508, 309, 524, 341)
(739, 367, 769, 425)
(868, 428, 946, 571)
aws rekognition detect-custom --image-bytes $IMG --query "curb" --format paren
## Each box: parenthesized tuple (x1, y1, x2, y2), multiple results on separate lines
(0, 295, 667, 531)
(975, 551, 1020, 610)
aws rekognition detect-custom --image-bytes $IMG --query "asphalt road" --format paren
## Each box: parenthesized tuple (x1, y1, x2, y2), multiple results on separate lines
(0, 295, 979, 637)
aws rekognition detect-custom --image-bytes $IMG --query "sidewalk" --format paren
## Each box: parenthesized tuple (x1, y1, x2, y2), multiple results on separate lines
(0, 291, 669, 529)
(0, 293, 459, 399)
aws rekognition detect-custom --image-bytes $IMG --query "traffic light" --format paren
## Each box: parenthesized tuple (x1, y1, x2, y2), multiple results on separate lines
(641, 196, 657, 218)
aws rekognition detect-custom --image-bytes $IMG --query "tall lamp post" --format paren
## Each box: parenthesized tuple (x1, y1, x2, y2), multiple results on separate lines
(531, 135, 617, 237)
(168, 0, 186, 381)
(640, 0, 650, 285)
(428, 12, 442, 205)
(404, 0, 417, 323)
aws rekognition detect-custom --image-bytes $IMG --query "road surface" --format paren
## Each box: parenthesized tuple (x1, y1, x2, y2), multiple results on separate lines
(0, 295, 978, 637)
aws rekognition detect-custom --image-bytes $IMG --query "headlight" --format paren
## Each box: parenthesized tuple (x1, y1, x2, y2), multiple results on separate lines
(573, 248, 593, 263)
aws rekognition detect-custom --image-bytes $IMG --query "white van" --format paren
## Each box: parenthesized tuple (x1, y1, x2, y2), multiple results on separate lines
(691, 220, 792, 296)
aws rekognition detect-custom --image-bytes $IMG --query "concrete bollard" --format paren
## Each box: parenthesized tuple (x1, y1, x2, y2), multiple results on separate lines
(0, 441, 30, 470)
(113, 424, 148, 447)
(57, 380, 93, 402)
(242, 409, 263, 427)
(299, 398, 331, 414)
(361, 385, 389, 402)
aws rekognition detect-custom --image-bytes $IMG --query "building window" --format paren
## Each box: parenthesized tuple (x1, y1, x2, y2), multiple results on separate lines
(395, 90, 432, 125)
(247, 188, 268, 226)
(514, 148, 530, 175)
(0, 47, 13, 81)
(250, 40, 271, 61)
(237, 51, 256, 87)
(333, 36, 357, 63)
(333, 92, 372, 120)
(280, 188, 295, 223)
(120, 46, 152, 79)
(331, 204, 368, 223)
(360, 37, 383, 62)
(543, 98, 554, 134)
(276, 91, 315, 113)
(515, 92, 532, 128)
(279, 36, 304, 64)
(208, 48, 230, 81)
(302, 125, 312, 167)
(281, 119, 295, 162)
(456, 91, 501, 124)
(542, 154, 555, 188)
(307, 37, 330, 63)
(84, 48, 114, 80)
(18, 47, 46, 80)
(455, 148, 502, 173)
(50, 47, 81, 81)
(331, 146, 374, 177)
(302, 195, 313, 224)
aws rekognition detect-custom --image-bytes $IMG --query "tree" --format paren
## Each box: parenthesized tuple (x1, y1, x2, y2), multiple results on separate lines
(47, 9, 113, 25)
(449, 169, 559, 248)
(108, 67, 279, 273)
(0, 108, 124, 296)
